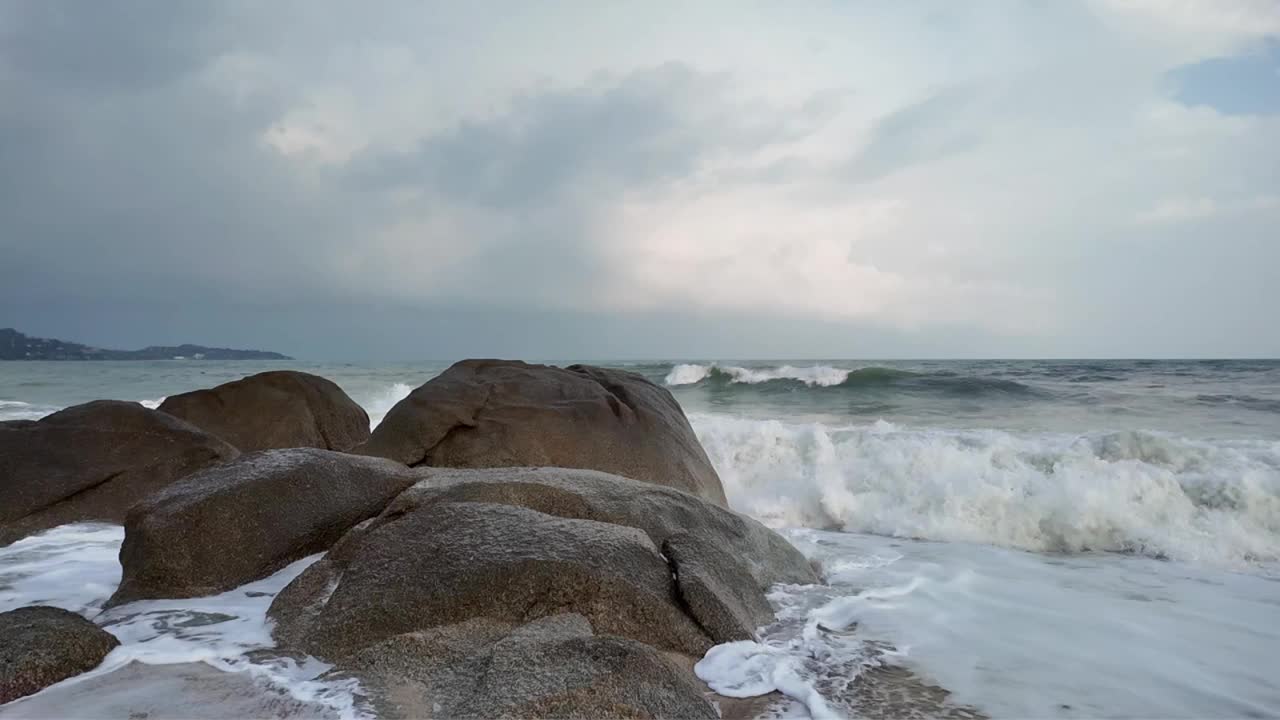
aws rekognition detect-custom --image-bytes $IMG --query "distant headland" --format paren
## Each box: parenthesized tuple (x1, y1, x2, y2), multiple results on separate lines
(0, 328, 291, 361)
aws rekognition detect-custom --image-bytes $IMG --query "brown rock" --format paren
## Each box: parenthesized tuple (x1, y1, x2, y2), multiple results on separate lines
(663, 532, 778, 642)
(359, 360, 727, 505)
(342, 614, 718, 719)
(158, 370, 369, 452)
(0, 606, 119, 704)
(268, 467, 820, 719)
(0, 401, 238, 547)
(270, 500, 713, 659)
(389, 466, 817, 592)
(109, 449, 419, 605)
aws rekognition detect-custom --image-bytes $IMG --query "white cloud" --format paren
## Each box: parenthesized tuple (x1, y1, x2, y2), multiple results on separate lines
(1134, 197, 1220, 224)
(1091, 0, 1280, 58)
(1136, 193, 1280, 224)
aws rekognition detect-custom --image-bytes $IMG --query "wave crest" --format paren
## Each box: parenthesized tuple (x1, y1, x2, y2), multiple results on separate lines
(690, 413, 1280, 567)
(665, 363, 853, 387)
(0, 399, 59, 422)
(663, 363, 1040, 396)
(361, 382, 415, 430)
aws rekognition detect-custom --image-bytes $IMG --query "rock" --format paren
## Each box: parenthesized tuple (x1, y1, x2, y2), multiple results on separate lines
(0, 401, 239, 547)
(109, 449, 419, 605)
(269, 467, 816, 718)
(270, 500, 713, 659)
(359, 360, 727, 505)
(0, 606, 119, 704)
(158, 371, 369, 452)
(663, 532, 777, 642)
(0, 662, 341, 720)
(390, 466, 817, 592)
(343, 614, 718, 719)
(360, 467, 814, 646)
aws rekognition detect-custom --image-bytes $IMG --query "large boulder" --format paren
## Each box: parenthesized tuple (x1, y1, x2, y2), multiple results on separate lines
(0, 606, 119, 704)
(342, 614, 717, 719)
(269, 467, 817, 719)
(271, 500, 714, 659)
(0, 401, 239, 547)
(109, 449, 419, 605)
(157, 371, 370, 453)
(359, 360, 727, 505)
(270, 468, 816, 657)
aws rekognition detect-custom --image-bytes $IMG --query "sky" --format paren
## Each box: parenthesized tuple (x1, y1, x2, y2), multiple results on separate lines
(1, 1, 1278, 361)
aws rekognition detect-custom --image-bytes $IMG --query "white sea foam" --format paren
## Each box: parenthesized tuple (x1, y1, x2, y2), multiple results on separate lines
(0, 399, 55, 422)
(1, 398, 166, 421)
(0, 524, 124, 615)
(360, 382, 415, 430)
(664, 363, 715, 385)
(0, 525, 367, 719)
(696, 639, 854, 720)
(664, 363, 851, 387)
(697, 528, 1280, 719)
(689, 413, 1280, 567)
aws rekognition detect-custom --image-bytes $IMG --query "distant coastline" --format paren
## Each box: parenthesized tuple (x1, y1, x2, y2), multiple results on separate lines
(0, 328, 291, 361)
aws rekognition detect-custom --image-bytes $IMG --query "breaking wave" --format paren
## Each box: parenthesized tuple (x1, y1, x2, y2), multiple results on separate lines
(664, 364, 1040, 396)
(0, 399, 58, 422)
(690, 413, 1280, 567)
(666, 364, 853, 387)
(357, 382, 415, 430)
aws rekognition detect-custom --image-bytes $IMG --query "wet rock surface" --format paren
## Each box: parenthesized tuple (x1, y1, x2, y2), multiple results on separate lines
(111, 448, 418, 604)
(359, 360, 727, 504)
(268, 466, 820, 718)
(0, 400, 238, 547)
(158, 370, 369, 452)
(0, 606, 119, 704)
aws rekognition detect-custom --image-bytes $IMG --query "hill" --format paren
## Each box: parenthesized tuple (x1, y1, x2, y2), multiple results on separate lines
(0, 328, 291, 361)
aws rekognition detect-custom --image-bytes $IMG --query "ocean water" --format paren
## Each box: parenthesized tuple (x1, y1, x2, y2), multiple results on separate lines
(2, 359, 1279, 718)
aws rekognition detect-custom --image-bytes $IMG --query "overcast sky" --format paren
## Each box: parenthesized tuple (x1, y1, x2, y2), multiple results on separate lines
(2, 1, 1277, 360)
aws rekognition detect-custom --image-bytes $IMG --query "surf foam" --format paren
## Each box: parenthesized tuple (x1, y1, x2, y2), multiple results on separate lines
(698, 527, 1280, 719)
(0, 525, 367, 719)
(689, 413, 1280, 567)
(0, 399, 57, 422)
(665, 364, 851, 387)
(359, 382, 414, 430)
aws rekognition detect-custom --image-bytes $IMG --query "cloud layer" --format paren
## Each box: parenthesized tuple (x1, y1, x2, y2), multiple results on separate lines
(2, 0, 1277, 359)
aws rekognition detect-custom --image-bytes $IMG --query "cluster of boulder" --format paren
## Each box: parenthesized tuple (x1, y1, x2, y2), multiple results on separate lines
(0, 360, 819, 717)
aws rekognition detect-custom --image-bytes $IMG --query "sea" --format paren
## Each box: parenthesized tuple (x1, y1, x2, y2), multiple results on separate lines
(2, 359, 1278, 719)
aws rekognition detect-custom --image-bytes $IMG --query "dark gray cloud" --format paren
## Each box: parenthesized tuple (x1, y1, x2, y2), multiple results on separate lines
(347, 64, 741, 206)
(843, 88, 983, 183)
(0, 1, 222, 92)
(0, 1, 350, 307)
